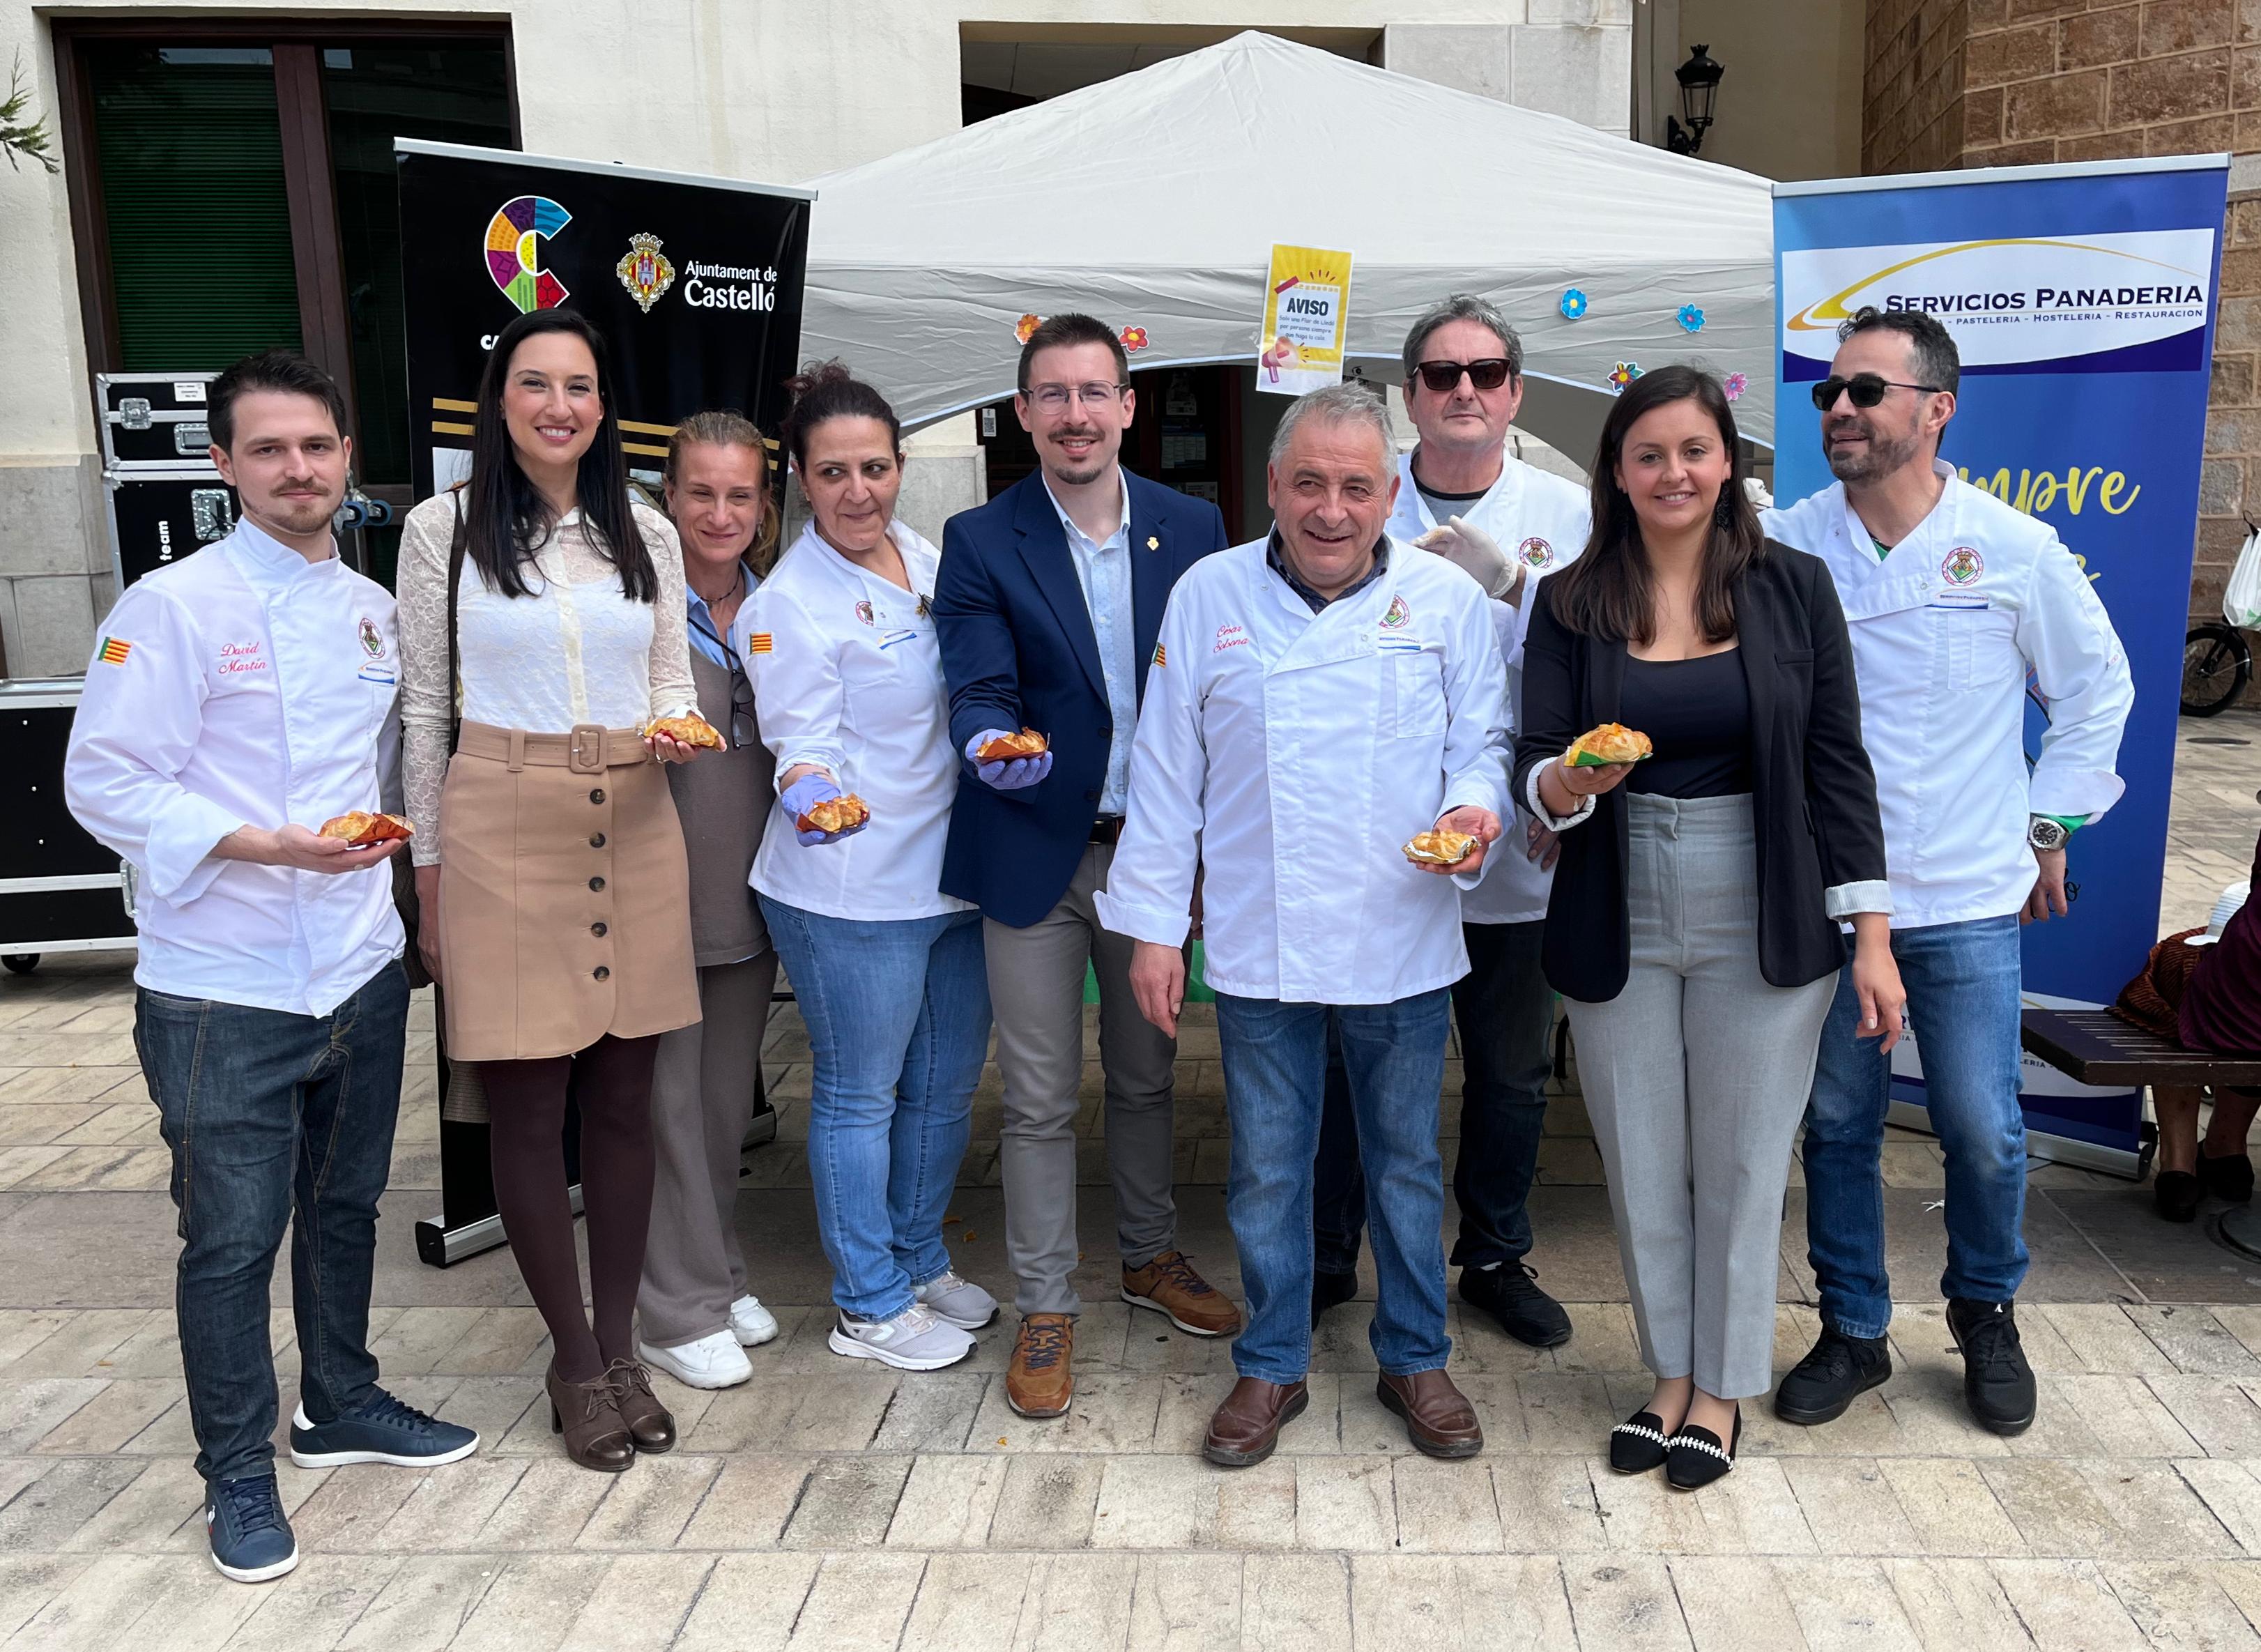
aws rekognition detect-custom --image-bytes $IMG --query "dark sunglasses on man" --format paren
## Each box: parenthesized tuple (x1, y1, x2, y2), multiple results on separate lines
(1416, 358, 1513, 394)
(1811, 372, 1945, 412)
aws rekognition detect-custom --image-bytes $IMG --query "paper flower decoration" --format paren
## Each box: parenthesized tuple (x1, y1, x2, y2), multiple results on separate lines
(1678, 305, 1706, 332)
(1014, 313, 1042, 343)
(1723, 372, 1748, 401)
(1560, 288, 1588, 320)
(1609, 361, 1642, 394)
(1119, 326, 1149, 352)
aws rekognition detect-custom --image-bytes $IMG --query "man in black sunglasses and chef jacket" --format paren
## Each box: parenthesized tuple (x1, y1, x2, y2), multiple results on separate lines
(1763, 305, 2131, 1440)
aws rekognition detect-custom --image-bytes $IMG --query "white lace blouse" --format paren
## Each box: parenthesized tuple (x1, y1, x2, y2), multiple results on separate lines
(397, 490, 697, 865)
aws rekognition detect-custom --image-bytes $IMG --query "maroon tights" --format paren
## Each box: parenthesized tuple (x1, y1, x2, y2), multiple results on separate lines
(480, 1033, 660, 1383)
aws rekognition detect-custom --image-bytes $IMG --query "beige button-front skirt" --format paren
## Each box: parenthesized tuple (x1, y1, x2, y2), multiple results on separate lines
(436, 720, 700, 1062)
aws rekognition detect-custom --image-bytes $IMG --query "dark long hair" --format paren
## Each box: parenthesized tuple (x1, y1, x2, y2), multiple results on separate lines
(465, 309, 656, 602)
(1546, 365, 1763, 645)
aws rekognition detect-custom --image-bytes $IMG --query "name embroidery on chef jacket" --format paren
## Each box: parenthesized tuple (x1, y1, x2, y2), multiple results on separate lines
(217, 641, 270, 677)
(1212, 622, 1250, 654)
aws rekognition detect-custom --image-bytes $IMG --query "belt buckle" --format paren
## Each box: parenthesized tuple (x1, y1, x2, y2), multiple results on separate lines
(569, 724, 606, 774)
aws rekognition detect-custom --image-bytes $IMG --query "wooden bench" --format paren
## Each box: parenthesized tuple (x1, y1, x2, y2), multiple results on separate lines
(2019, 1007, 2261, 1089)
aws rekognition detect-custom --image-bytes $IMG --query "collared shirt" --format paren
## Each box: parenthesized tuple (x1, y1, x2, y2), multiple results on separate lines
(65, 519, 406, 1017)
(687, 563, 751, 668)
(1266, 529, 1390, 613)
(1043, 475, 1137, 815)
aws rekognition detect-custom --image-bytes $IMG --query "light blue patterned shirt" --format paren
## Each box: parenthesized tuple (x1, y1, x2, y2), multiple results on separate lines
(1043, 476, 1137, 816)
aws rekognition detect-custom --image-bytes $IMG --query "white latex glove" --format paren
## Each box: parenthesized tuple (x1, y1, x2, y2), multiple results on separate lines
(1412, 514, 1520, 602)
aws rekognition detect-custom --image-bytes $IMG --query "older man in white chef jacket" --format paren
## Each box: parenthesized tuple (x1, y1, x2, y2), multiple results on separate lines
(1096, 381, 1510, 1470)
(1763, 305, 2133, 1440)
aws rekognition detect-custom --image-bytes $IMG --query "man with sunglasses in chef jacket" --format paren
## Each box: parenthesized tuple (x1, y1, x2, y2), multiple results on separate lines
(1763, 306, 2132, 1439)
(1097, 381, 1510, 1469)
(1310, 295, 1591, 1352)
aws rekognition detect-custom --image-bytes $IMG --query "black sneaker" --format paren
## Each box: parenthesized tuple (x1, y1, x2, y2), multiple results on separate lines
(1458, 1262, 1572, 1349)
(2200, 1149, 2257, 1204)
(1311, 1269, 1358, 1327)
(1773, 1326, 1892, 1425)
(1946, 1297, 2037, 1436)
(2154, 1168, 2205, 1223)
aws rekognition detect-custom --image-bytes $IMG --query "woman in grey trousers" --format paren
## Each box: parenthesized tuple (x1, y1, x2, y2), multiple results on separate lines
(1512, 367, 1904, 1489)
(634, 412, 783, 1389)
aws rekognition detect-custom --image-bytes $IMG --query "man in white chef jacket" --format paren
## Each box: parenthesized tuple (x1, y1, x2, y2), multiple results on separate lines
(66, 351, 476, 1586)
(1763, 307, 2132, 1438)
(1097, 382, 1510, 1469)
(1312, 295, 1591, 1350)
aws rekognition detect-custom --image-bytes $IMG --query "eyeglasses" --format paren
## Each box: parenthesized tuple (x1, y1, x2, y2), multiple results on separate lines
(726, 659, 756, 749)
(1811, 373, 1944, 411)
(1415, 358, 1512, 394)
(1025, 381, 1129, 413)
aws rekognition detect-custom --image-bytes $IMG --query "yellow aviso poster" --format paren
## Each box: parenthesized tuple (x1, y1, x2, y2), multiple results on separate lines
(1257, 244, 1353, 397)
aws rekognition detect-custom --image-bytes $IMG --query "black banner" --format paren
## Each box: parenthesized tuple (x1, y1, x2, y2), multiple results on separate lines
(396, 139, 811, 498)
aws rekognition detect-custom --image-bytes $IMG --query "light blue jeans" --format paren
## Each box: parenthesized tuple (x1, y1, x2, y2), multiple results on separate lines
(759, 898, 990, 1320)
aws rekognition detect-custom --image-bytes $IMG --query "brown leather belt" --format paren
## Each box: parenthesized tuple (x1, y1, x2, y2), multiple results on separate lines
(457, 720, 652, 774)
(1089, 816, 1126, 846)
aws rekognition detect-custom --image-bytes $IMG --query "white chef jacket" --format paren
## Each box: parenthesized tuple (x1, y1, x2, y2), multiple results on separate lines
(739, 519, 972, 923)
(1763, 463, 2133, 930)
(1094, 535, 1510, 1004)
(64, 521, 405, 1017)
(1388, 450, 1592, 925)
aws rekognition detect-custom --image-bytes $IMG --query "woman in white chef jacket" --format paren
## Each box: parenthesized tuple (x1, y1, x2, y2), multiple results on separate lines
(737, 363, 996, 1375)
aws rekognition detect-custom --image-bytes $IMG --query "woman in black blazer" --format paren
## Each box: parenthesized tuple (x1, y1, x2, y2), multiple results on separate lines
(1510, 365, 1904, 1488)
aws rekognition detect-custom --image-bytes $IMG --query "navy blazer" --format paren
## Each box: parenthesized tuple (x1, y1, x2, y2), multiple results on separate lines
(933, 469, 1228, 928)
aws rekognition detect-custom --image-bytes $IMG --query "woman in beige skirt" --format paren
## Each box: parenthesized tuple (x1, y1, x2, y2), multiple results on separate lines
(399, 309, 705, 1473)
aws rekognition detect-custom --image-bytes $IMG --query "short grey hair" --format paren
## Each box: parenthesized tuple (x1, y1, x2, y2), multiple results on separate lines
(1269, 381, 1395, 468)
(1400, 293, 1522, 385)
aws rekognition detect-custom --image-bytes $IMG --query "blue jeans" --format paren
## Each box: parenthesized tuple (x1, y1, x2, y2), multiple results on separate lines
(760, 898, 990, 1320)
(1216, 988, 1453, 1382)
(1315, 920, 1552, 1274)
(133, 960, 409, 1485)
(1802, 915, 2028, 1338)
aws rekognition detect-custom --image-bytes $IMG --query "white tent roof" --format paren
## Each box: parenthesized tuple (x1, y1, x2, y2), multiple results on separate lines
(799, 31, 1778, 454)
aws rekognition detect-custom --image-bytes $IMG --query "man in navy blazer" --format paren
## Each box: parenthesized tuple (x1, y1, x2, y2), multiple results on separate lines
(933, 314, 1235, 1422)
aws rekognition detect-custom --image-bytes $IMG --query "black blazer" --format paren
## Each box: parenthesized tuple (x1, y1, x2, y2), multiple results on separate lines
(1511, 540, 1888, 1002)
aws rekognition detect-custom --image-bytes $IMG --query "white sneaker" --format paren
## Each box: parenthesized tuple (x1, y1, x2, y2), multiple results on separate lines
(914, 1269, 999, 1331)
(728, 1293, 779, 1347)
(827, 1303, 975, 1371)
(638, 1329, 753, 1389)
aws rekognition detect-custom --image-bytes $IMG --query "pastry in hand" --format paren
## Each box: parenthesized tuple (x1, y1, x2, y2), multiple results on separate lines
(1565, 722, 1654, 767)
(1403, 829, 1479, 866)
(642, 712, 724, 750)
(318, 811, 415, 847)
(797, 793, 871, 835)
(976, 728, 1050, 763)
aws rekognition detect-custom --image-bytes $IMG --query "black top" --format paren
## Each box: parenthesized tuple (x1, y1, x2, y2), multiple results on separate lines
(1510, 540, 1889, 1002)
(1623, 648, 1754, 798)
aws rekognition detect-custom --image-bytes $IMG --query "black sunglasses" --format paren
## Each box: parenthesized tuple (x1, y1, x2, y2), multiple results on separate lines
(1811, 373, 1944, 411)
(1416, 358, 1512, 394)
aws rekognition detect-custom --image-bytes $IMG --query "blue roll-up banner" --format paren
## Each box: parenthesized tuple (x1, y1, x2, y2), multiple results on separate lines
(1772, 156, 2228, 1176)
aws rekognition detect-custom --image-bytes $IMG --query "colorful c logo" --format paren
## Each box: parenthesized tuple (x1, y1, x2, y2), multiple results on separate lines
(485, 195, 572, 313)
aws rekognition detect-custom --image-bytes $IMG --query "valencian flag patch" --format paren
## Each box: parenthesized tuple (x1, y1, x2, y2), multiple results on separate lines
(1152, 643, 1167, 667)
(96, 636, 131, 666)
(748, 633, 774, 655)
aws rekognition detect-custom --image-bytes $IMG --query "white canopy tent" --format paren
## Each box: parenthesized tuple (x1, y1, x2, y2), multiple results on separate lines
(800, 31, 1779, 466)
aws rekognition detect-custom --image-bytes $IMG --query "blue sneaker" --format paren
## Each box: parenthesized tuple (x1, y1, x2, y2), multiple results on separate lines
(206, 1474, 298, 1584)
(289, 1389, 480, 1469)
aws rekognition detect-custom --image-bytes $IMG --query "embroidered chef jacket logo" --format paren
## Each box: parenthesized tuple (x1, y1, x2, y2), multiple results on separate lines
(1940, 546, 1984, 586)
(1213, 622, 1250, 654)
(853, 599, 875, 627)
(217, 641, 269, 676)
(358, 617, 385, 658)
(1381, 596, 1411, 629)
(1518, 537, 1554, 569)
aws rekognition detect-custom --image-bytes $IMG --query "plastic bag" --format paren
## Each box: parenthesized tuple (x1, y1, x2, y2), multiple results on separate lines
(2228, 523, 2261, 629)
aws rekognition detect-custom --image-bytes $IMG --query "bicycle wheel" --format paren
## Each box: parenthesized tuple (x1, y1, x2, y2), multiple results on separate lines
(2183, 622, 2253, 717)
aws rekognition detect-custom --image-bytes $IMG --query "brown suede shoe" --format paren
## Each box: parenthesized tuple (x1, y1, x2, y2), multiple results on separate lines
(1203, 1376, 1309, 1467)
(1376, 1370, 1484, 1459)
(1006, 1313, 1075, 1419)
(1122, 1250, 1244, 1338)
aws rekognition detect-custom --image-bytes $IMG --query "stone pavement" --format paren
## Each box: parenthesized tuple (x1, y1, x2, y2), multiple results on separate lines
(0, 717, 2250, 1650)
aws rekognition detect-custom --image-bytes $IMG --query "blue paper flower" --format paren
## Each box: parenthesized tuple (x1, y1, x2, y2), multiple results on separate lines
(1677, 304, 1706, 332)
(1560, 287, 1588, 320)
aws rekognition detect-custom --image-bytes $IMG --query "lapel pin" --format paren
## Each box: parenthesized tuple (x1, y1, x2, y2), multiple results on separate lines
(1146, 535, 1160, 551)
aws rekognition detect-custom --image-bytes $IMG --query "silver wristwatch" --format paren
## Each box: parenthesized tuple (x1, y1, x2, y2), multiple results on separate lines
(2026, 815, 2069, 852)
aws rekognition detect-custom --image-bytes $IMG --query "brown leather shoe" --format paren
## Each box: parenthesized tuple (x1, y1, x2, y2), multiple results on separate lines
(1377, 1370, 1484, 1459)
(1122, 1250, 1244, 1338)
(1203, 1376, 1308, 1467)
(547, 1362, 634, 1472)
(605, 1359, 676, 1454)
(1006, 1313, 1075, 1419)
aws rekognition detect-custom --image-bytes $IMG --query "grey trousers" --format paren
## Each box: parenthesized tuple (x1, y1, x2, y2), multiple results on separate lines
(636, 951, 778, 1348)
(986, 841, 1179, 1317)
(1565, 794, 1836, 1400)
